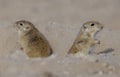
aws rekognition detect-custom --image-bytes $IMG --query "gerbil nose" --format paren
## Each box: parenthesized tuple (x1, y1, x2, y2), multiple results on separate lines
(13, 22, 17, 27)
(101, 26, 103, 29)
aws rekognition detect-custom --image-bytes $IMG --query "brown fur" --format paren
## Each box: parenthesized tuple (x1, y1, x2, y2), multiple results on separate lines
(68, 21, 103, 54)
(15, 20, 52, 58)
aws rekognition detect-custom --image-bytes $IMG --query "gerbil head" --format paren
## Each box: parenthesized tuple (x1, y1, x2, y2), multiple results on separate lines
(14, 20, 35, 32)
(81, 21, 103, 35)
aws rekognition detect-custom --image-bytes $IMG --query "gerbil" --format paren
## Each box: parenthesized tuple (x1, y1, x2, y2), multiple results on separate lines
(68, 21, 103, 54)
(15, 20, 52, 58)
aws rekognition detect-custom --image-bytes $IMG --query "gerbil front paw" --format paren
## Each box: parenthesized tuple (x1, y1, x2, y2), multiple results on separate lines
(94, 39, 100, 44)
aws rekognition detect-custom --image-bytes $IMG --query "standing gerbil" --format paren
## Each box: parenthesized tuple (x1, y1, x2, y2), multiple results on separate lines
(15, 20, 52, 58)
(68, 21, 103, 54)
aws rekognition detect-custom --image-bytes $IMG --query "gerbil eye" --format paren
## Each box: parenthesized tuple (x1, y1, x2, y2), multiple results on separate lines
(91, 23, 94, 26)
(19, 23, 23, 26)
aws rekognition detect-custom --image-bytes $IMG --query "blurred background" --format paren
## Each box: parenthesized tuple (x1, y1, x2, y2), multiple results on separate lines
(0, 0, 120, 77)
(0, 0, 120, 28)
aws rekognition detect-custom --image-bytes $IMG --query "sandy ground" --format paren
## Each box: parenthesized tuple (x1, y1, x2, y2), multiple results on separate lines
(0, 0, 120, 77)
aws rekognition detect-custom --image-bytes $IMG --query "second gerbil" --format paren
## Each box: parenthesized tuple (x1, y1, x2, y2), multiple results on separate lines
(68, 21, 103, 54)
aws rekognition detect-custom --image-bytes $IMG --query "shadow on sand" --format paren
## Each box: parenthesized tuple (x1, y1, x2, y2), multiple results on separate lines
(97, 48, 114, 55)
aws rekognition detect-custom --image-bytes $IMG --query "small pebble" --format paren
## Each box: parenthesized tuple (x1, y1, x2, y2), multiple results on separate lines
(97, 71, 104, 75)
(108, 65, 115, 70)
(102, 62, 109, 67)
(94, 59, 99, 63)
(108, 70, 113, 74)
